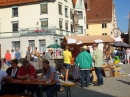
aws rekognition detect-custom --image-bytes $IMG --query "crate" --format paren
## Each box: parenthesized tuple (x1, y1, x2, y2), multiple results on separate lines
(113, 72, 121, 77)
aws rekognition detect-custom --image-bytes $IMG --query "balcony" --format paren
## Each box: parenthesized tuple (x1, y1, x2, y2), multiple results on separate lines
(20, 26, 56, 36)
(0, 26, 74, 38)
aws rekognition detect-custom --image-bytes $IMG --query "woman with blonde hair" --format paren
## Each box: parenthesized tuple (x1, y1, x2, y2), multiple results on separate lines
(4, 50, 11, 68)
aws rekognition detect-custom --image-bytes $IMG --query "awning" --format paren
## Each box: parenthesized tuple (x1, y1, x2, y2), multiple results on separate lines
(61, 35, 115, 45)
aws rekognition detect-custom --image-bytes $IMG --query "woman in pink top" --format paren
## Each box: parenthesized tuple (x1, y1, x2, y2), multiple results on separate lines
(4, 50, 11, 68)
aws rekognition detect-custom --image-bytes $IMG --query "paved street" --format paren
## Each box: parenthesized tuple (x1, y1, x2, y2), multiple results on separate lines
(58, 64, 130, 97)
(1, 64, 130, 97)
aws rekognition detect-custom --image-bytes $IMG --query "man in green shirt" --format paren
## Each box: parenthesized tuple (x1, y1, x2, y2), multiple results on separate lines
(92, 43, 103, 86)
(75, 45, 92, 88)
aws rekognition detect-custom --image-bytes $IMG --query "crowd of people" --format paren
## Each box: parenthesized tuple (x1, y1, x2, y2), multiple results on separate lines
(0, 43, 129, 97)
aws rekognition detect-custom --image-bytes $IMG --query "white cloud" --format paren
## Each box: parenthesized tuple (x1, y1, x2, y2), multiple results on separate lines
(124, 15, 130, 19)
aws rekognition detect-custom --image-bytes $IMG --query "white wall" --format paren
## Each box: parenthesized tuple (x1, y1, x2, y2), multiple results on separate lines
(0, 0, 73, 33)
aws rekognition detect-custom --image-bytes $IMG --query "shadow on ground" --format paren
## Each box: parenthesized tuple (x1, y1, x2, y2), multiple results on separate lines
(117, 79, 130, 85)
(57, 86, 115, 97)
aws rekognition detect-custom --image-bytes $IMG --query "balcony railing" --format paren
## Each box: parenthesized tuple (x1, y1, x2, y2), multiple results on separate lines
(20, 26, 56, 36)
(0, 26, 74, 38)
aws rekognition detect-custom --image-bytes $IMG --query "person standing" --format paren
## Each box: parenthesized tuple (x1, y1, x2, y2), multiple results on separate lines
(92, 43, 103, 86)
(15, 49, 21, 63)
(26, 47, 31, 62)
(10, 49, 15, 60)
(4, 50, 11, 68)
(75, 46, 92, 88)
(63, 45, 72, 82)
(31, 47, 40, 69)
(45, 48, 53, 67)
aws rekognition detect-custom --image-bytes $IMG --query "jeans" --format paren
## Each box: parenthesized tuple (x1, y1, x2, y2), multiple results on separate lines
(95, 67, 103, 85)
(80, 70, 90, 87)
(36, 84, 60, 97)
(6, 61, 10, 66)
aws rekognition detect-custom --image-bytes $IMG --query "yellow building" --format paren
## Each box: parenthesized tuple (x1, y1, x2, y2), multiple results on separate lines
(85, 0, 115, 36)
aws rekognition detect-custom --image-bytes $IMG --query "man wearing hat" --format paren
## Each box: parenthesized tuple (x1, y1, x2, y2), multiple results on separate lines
(75, 45, 92, 88)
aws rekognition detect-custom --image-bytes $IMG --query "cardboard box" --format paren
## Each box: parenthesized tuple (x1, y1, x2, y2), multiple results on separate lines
(113, 72, 121, 77)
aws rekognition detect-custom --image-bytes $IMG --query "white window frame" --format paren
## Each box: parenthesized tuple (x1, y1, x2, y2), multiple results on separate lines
(12, 41, 20, 51)
(78, 26, 83, 34)
(78, 11, 83, 19)
(102, 23, 107, 28)
(58, 2, 62, 15)
(12, 6, 18, 17)
(65, 6, 68, 17)
(29, 40, 35, 53)
(40, 2, 48, 14)
(39, 40, 46, 53)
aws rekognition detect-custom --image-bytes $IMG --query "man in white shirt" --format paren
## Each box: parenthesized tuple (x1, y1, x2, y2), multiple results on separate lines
(10, 49, 15, 59)
(0, 60, 13, 95)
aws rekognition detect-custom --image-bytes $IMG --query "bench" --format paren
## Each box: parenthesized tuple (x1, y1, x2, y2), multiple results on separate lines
(54, 88, 65, 97)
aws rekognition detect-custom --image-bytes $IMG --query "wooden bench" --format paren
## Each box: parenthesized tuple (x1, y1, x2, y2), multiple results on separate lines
(54, 88, 65, 97)
(0, 95, 31, 97)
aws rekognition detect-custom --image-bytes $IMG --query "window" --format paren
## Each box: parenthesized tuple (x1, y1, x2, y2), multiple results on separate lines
(86, 24, 88, 29)
(60, 39, 63, 43)
(41, 18, 48, 27)
(65, 6, 68, 17)
(65, 21, 68, 31)
(58, 3, 62, 14)
(70, 10, 73, 19)
(12, 41, 20, 51)
(12, 7, 18, 17)
(55, 40, 58, 44)
(40, 3, 47, 13)
(78, 26, 83, 34)
(59, 19, 63, 29)
(78, 11, 83, 19)
(102, 33, 107, 35)
(12, 22, 18, 31)
(39, 40, 46, 53)
(70, 24, 73, 32)
(29, 40, 35, 52)
(102, 23, 107, 28)
(64, 0, 67, 2)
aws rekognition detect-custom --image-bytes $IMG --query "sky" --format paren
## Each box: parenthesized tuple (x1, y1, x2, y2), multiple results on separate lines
(114, 0, 130, 33)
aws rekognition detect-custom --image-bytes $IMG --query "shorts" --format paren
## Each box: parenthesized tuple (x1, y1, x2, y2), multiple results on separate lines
(63, 63, 71, 69)
(6, 61, 10, 66)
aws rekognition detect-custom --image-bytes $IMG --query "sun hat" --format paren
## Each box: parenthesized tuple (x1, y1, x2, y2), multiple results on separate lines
(81, 45, 88, 49)
(48, 48, 52, 51)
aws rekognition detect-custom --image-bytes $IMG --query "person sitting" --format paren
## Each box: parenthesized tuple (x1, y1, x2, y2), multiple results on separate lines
(17, 60, 37, 96)
(0, 59, 13, 96)
(35, 59, 60, 97)
(2, 59, 19, 95)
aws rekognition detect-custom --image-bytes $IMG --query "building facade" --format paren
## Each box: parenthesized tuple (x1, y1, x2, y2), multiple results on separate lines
(84, 0, 121, 37)
(0, 0, 86, 58)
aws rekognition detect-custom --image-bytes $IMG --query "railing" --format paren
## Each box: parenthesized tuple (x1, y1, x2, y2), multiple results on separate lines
(0, 27, 74, 38)
(20, 26, 56, 36)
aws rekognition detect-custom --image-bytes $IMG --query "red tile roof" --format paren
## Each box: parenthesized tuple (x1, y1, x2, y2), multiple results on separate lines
(0, 0, 50, 7)
(85, 0, 113, 23)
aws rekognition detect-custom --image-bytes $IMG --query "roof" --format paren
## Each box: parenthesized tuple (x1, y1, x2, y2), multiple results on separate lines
(85, 0, 113, 23)
(61, 35, 115, 45)
(0, 0, 55, 7)
(72, 0, 77, 5)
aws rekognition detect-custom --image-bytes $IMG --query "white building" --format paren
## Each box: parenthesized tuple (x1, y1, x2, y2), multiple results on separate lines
(0, 0, 86, 58)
